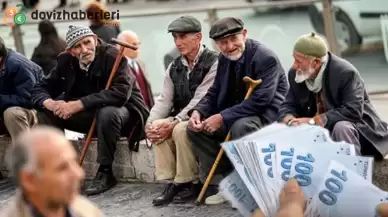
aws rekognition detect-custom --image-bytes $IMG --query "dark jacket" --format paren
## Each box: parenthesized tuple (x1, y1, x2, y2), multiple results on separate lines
(191, 39, 289, 129)
(31, 41, 149, 152)
(0, 49, 43, 114)
(31, 39, 66, 76)
(278, 52, 388, 157)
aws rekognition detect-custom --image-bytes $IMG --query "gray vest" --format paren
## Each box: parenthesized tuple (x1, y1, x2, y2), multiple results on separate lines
(169, 47, 218, 116)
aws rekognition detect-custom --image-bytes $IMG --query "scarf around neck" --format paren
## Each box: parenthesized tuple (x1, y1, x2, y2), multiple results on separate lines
(305, 55, 328, 93)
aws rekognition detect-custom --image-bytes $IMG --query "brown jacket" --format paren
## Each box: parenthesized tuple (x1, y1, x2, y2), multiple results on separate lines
(1, 191, 103, 217)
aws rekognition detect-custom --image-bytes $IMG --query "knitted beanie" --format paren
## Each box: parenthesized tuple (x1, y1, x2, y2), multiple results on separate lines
(293, 32, 328, 58)
(66, 25, 95, 48)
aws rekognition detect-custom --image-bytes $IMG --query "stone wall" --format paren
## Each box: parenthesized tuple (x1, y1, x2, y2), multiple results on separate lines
(1, 136, 388, 190)
(0, 137, 157, 183)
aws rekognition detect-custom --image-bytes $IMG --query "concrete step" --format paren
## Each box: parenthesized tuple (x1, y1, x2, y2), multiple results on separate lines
(1, 136, 388, 190)
(0, 137, 156, 183)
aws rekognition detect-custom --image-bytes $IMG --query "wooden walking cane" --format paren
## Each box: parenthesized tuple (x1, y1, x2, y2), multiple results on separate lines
(78, 38, 138, 165)
(195, 76, 262, 204)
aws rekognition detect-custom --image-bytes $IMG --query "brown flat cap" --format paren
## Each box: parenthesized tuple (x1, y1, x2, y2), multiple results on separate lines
(209, 17, 244, 40)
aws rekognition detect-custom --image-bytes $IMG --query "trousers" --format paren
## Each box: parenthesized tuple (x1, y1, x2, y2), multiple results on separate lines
(36, 106, 131, 165)
(187, 116, 264, 183)
(153, 118, 198, 183)
(2, 107, 38, 141)
(331, 121, 364, 156)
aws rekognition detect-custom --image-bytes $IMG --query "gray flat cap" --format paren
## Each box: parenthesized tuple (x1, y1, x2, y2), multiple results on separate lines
(209, 17, 244, 40)
(167, 16, 202, 33)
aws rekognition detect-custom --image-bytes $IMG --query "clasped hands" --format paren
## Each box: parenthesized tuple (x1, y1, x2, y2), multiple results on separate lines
(188, 111, 223, 133)
(43, 99, 84, 120)
(145, 119, 178, 144)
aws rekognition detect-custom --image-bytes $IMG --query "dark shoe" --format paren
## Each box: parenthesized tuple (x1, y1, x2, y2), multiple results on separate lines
(152, 183, 189, 206)
(172, 182, 202, 204)
(83, 172, 117, 196)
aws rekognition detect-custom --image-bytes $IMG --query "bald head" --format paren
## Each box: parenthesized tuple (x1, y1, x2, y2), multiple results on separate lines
(7, 126, 68, 180)
(8, 126, 84, 205)
(117, 30, 140, 59)
(118, 30, 138, 42)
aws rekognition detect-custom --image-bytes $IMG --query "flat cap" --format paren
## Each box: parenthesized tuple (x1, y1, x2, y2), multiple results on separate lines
(209, 17, 244, 40)
(167, 16, 202, 33)
(293, 32, 328, 58)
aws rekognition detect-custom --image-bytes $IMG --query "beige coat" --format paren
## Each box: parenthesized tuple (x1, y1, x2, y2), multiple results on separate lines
(1, 191, 103, 217)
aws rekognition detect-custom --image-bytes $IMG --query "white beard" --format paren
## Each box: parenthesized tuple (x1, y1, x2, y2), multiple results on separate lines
(223, 44, 245, 61)
(225, 53, 242, 61)
(295, 68, 315, 83)
(295, 74, 308, 83)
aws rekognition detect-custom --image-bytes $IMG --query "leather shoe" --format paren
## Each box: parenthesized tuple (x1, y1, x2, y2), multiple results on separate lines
(152, 183, 189, 206)
(83, 172, 117, 196)
(172, 182, 202, 204)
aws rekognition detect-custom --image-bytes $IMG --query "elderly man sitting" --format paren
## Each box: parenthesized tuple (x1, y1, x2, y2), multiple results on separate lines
(28, 25, 149, 195)
(278, 33, 388, 158)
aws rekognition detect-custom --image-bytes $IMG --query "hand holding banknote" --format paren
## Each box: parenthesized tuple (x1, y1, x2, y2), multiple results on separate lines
(251, 179, 305, 217)
(251, 179, 388, 217)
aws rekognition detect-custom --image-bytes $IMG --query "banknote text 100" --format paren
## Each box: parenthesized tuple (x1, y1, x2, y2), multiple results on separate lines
(318, 169, 348, 206)
(228, 183, 247, 203)
(280, 148, 294, 181)
(294, 154, 315, 186)
(262, 143, 275, 178)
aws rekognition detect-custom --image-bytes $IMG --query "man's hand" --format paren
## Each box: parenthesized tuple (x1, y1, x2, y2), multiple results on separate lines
(203, 113, 223, 133)
(292, 118, 311, 126)
(146, 120, 178, 144)
(378, 203, 388, 217)
(43, 99, 65, 112)
(155, 120, 178, 144)
(252, 179, 305, 217)
(55, 100, 84, 119)
(188, 110, 203, 132)
(145, 123, 160, 144)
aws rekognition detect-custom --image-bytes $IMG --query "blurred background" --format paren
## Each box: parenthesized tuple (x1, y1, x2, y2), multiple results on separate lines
(1, 0, 388, 95)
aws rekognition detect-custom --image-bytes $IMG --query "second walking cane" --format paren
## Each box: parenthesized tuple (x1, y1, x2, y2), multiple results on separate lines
(195, 76, 262, 204)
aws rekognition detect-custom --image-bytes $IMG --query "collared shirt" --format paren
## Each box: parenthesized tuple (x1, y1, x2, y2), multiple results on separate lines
(147, 45, 217, 123)
(126, 57, 139, 73)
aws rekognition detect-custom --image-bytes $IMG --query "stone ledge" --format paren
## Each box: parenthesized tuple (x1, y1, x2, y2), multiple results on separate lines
(1, 136, 388, 190)
(0, 137, 156, 183)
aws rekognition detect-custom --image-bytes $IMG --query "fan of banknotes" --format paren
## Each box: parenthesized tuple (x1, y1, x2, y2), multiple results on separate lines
(219, 123, 388, 217)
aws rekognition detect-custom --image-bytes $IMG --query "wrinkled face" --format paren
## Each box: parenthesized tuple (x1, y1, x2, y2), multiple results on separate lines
(292, 51, 322, 83)
(21, 137, 85, 206)
(68, 36, 98, 65)
(215, 29, 247, 61)
(172, 32, 202, 56)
